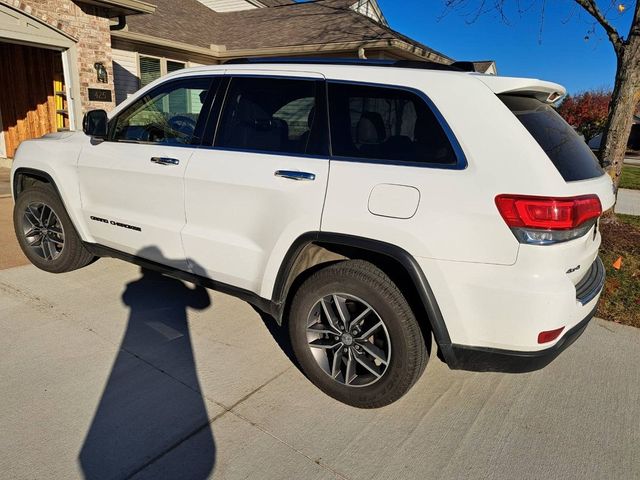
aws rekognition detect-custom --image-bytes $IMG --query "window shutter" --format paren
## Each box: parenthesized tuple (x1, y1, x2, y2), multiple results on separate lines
(139, 57, 161, 88)
(167, 61, 186, 74)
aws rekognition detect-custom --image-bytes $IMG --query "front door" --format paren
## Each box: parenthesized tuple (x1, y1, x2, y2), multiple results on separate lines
(182, 73, 330, 295)
(78, 76, 217, 269)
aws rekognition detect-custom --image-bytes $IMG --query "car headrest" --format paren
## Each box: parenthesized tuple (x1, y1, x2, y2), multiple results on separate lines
(357, 112, 386, 145)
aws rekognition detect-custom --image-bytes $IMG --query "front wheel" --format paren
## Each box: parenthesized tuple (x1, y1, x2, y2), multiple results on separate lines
(13, 184, 94, 273)
(288, 260, 428, 408)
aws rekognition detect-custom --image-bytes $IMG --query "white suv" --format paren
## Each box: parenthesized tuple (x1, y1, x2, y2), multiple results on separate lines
(11, 59, 615, 408)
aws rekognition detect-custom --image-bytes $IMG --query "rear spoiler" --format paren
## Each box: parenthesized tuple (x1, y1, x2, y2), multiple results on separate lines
(474, 76, 566, 103)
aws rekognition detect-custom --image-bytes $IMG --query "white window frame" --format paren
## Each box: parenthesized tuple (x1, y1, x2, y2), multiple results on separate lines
(137, 54, 188, 89)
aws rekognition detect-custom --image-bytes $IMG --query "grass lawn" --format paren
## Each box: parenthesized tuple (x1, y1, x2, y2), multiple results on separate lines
(597, 214, 640, 328)
(620, 165, 640, 190)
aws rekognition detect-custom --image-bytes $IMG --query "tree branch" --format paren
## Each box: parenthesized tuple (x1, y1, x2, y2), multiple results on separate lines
(573, 0, 624, 53)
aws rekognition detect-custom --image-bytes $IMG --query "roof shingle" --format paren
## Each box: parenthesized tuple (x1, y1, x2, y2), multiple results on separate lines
(125, 0, 450, 61)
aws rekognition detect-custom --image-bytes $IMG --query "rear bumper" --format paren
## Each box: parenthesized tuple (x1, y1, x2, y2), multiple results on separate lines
(446, 303, 597, 373)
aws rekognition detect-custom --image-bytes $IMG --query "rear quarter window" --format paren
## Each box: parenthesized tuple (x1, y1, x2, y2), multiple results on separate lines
(500, 95, 604, 182)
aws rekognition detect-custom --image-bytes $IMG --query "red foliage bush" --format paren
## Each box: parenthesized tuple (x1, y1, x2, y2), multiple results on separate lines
(557, 90, 612, 141)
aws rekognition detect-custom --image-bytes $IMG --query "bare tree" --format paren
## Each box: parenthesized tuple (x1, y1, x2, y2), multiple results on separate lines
(444, 0, 640, 190)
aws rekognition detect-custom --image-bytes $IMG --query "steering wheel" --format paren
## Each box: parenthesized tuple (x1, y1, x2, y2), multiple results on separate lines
(169, 115, 197, 137)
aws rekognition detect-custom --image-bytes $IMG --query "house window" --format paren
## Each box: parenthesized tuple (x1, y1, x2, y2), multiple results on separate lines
(138, 56, 186, 88)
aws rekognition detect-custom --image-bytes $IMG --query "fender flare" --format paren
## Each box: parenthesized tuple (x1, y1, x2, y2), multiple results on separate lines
(12, 167, 64, 201)
(272, 232, 455, 363)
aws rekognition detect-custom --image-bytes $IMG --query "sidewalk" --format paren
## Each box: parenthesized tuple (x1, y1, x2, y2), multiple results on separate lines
(615, 188, 640, 216)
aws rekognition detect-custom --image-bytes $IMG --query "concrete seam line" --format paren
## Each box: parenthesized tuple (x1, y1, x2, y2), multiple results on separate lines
(228, 409, 352, 480)
(122, 367, 291, 478)
(123, 418, 217, 480)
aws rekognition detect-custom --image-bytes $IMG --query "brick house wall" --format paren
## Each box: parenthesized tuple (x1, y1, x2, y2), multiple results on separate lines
(2, 0, 116, 112)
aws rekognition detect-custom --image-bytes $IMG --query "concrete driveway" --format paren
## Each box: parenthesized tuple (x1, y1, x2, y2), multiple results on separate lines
(1, 259, 639, 480)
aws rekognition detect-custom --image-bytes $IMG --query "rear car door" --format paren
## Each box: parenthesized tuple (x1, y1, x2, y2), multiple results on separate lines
(182, 72, 329, 294)
(77, 76, 218, 269)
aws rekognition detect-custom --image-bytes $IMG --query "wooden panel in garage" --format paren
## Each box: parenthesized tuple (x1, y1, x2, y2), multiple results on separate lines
(0, 43, 59, 158)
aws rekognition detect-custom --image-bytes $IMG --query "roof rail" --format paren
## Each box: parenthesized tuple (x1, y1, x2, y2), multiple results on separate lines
(224, 57, 477, 72)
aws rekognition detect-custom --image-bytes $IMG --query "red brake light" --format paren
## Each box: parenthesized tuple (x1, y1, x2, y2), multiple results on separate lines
(495, 195, 602, 230)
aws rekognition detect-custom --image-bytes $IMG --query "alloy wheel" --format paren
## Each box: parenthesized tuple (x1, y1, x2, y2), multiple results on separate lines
(306, 293, 391, 387)
(22, 202, 65, 261)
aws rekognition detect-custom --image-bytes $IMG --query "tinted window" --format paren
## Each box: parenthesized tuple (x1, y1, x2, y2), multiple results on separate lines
(328, 83, 457, 165)
(500, 95, 604, 181)
(215, 77, 326, 156)
(112, 78, 215, 145)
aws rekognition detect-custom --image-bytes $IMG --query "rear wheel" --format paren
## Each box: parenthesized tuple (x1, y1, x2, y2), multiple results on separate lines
(13, 184, 94, 273)
(288, 260, 428, 408)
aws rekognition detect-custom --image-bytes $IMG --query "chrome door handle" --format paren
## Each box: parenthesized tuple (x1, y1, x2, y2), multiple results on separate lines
(274, 170, 316, 181)
(151, 157, 180, 166)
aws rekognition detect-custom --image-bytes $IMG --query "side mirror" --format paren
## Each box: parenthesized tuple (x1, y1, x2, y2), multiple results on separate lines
(82, 109, 108, 139)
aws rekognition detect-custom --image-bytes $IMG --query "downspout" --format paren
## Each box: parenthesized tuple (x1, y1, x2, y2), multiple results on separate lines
(110, 15, 126, 31)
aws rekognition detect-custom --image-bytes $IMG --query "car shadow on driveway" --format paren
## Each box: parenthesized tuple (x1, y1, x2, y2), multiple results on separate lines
(78, 249, 216, 479)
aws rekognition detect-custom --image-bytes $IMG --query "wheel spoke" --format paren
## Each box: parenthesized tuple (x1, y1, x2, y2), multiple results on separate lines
(354, 350, 382, 378)
(348, 307, 371, 330)
(27, 234, 43, 247)
(25, 207, 40, 227)
(24, 227, 39, 238)
(358, 341, 388, 365)
(42, 238, 55, 260)
(48, 236, 64, 247)
(40, 241, 49, 260)
(320, 298, 343, 333)
(309, 338, 341, 350)
(38, 205, 48, 224)
(357, 320, 383, 341)
(48, 226, 64, 239)
(45, 208, 54, 227)
(307, 323, 338, 336)
(344, 349, 357, 385)
(332, 294, 350, 330)
(331, 345, 344, 378)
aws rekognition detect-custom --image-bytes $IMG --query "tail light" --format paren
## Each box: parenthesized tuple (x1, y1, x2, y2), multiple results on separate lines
(495, 194, 602, 245)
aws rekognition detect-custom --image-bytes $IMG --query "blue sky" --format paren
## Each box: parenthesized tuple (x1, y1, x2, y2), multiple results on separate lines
(378, 0, 634, 95)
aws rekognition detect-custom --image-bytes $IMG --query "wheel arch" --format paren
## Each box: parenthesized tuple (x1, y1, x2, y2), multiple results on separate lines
(273, 232, 454, 363)
(12, 167, 92, 243)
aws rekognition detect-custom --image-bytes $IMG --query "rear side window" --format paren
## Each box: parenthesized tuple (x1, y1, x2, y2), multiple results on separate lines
(500, 95, 604, 181)
(215, 77, 327, 156)
(328, 83, 457, 165)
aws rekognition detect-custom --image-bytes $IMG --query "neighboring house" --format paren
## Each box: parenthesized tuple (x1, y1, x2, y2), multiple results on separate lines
(588, 115, 640, 152)
(0, 0, 494, 161)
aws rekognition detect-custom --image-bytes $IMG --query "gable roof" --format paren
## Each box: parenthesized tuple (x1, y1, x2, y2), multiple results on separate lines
(123, 0, 452, 62)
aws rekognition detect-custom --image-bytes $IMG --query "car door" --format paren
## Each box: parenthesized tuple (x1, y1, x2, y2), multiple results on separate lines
(77, 76, 218, 269)
(182, 72, 330, 295)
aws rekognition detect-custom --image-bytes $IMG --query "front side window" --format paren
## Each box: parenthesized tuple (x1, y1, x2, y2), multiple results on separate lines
(328, 83, 457, 165)
(215, 77, 327, 156)
(111, 78, 215, 145)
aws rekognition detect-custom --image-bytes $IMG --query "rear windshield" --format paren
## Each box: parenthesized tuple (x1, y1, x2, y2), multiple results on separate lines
(500, 95, 604, 182)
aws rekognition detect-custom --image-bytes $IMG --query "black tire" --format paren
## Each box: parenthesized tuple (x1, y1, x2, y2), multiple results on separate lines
(13, 184, 94, 273)
(289, 259, 428, 408)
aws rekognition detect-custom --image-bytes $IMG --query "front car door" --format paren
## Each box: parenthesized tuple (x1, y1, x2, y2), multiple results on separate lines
(182, 72, 329, 295)
(77, 76, 218, 269)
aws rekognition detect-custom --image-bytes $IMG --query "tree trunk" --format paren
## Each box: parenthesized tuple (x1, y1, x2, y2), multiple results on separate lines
(599, 35, 640, 190)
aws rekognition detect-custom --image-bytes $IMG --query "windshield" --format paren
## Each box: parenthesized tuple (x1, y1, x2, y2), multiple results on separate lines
(500, 95, 604, 182)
